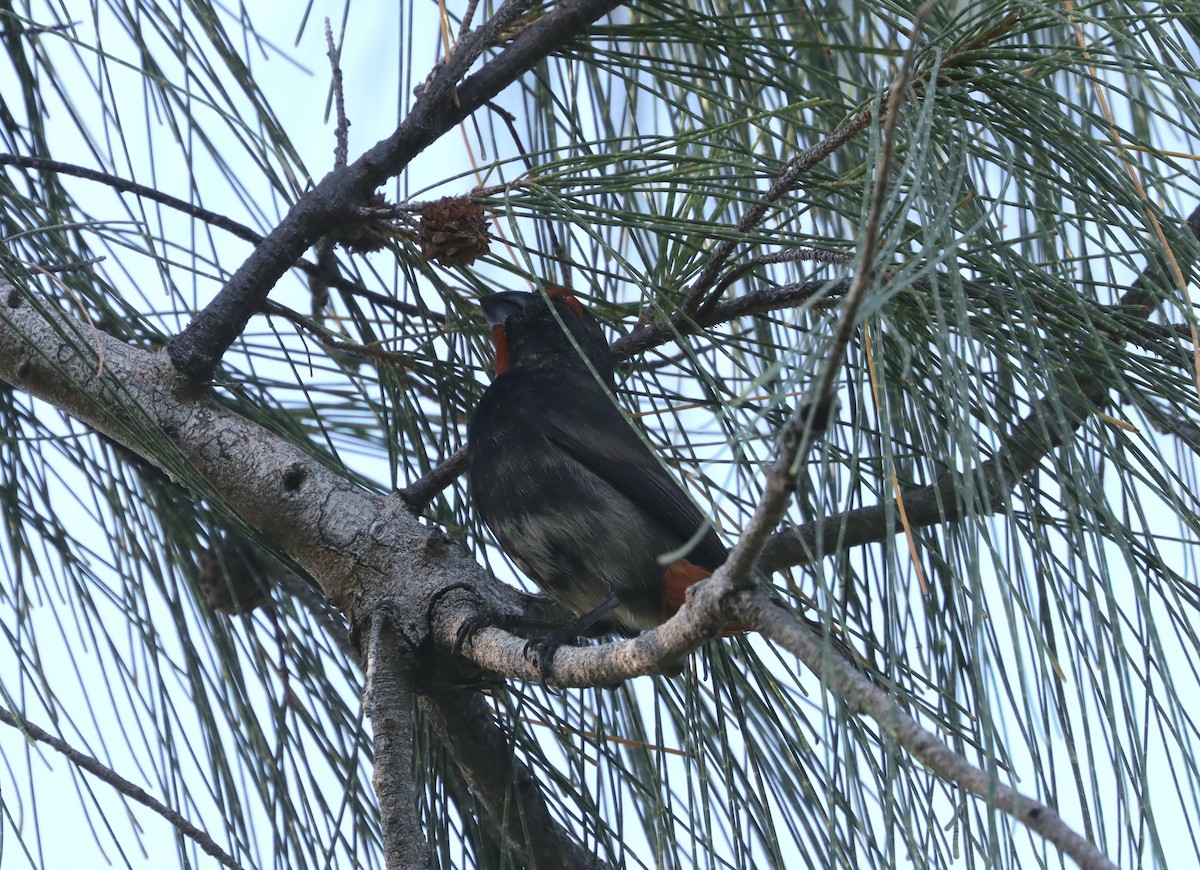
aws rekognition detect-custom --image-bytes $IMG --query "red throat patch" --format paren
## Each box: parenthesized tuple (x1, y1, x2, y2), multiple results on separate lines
(663, 559, 751, 637)
(491, 323, 510, 374)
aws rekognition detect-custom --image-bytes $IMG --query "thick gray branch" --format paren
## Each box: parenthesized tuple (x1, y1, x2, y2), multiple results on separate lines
(420, 683, 615, 869)
(366, 620, 430, 869)
(0, 281, 485, 621)
(0, 279, 607, 864)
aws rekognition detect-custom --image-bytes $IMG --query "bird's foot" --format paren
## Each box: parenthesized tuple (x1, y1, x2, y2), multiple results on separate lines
(453, 611, 524, 662)
(523, 627, 585, 682)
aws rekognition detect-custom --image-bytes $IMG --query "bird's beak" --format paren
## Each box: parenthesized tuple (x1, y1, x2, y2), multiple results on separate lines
(478, 291, 535, 327)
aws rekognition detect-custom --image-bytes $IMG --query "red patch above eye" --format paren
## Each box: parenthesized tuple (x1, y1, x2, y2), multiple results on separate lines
(547, 286, 586, 318)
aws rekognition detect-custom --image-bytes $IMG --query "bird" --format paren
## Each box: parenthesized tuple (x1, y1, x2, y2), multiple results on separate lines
(467, 287, 743, 679)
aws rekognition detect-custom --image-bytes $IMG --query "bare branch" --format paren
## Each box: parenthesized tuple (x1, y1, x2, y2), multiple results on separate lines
(0, 707, 245, 870)
(167, 0, 628, 383)
(420, 681, 615, 869)
(365, 619, 430, 870)
(0, 152, 265, 244)
(440, 533, 1112, 865)
(456, 0, 484, 42)
(325, 19, 350, 169)
(0, 277, 517, 635)
(678, 104, 875, 314)
(759, 374, 1108, 573)
(611, 278, 848, 360)
(733, 590, 1118, 870)
(0, 153, 435, 321)
(397, 445, 468, 513)
(441, 537, 1115, 870)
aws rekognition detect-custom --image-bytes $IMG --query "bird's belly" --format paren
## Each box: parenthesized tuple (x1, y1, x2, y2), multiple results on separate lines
(474, 455, 671, 630)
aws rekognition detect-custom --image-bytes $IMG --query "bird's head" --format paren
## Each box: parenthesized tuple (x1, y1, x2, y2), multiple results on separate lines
(480, 288, 614, 384)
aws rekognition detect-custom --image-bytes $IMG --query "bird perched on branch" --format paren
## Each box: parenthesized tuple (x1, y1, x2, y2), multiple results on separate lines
(467, 287, 744, 679)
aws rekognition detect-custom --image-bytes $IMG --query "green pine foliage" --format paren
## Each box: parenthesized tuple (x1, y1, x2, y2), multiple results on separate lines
(0, 1, 1198, 867)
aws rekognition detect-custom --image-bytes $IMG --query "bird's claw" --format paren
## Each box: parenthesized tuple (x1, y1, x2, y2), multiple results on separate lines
(453, 611, 520, 662)
(523, 627, 586, 682)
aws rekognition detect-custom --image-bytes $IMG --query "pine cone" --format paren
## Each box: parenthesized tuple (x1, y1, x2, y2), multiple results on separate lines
(197, 535, 270, 614)
(418, 196, 491, 267)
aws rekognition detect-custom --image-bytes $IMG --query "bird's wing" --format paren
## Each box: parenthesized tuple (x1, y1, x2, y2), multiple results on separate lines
(536, 385, 729, 571)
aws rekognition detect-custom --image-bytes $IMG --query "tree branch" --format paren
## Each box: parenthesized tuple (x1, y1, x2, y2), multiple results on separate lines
(611, 278, 848, 361)
(0, 153, 265, 244)
(420, 682, 614, 869)
(365, 618, 430, 870)
(167, 0, 627, 382)
(732, 590, 1118, 870)
(0, 153, 434, 321)
(0, 706, 245, 869)
(439, 497, 1114, 870)
(759, 374, 1108, 574)
(0, 276, 604, 863)
(677, 103, 875, 315)
(397, 445, 468, 513)
(0, 274, 527, 673)
(760, 200, 1200, 572)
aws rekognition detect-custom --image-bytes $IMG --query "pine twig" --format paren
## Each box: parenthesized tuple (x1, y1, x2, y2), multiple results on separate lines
(0, 707, 245, 870)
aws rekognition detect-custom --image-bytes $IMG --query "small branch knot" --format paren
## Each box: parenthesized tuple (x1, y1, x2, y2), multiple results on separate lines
(280, 463, 307, 493)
